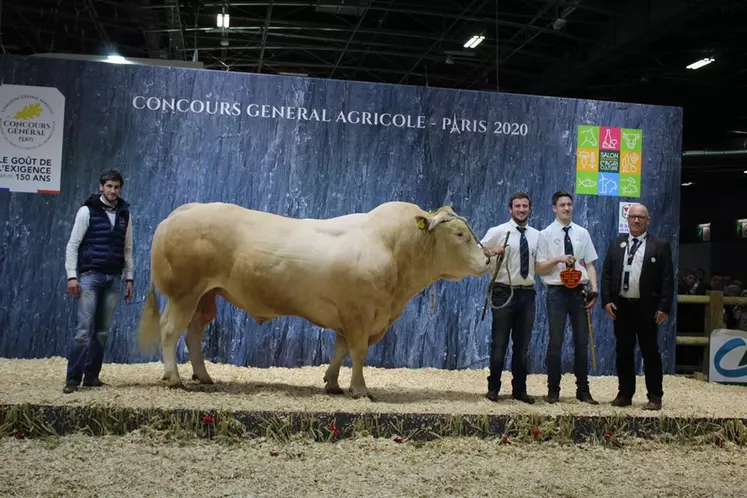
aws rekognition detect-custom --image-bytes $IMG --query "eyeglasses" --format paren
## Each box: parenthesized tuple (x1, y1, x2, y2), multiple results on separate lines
(628, 215, 648, 221)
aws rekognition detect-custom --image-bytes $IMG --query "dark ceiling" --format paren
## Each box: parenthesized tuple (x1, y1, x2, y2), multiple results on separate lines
(2, 0, 747, 176)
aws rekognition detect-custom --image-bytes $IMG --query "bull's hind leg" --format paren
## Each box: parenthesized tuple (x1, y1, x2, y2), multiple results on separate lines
(186, 290, 218, 385)
(323, 333, 348, 395)
(160, 298, 198, 388)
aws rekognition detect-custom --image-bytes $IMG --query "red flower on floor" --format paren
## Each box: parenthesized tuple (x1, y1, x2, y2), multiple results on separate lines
(500, 435, 511, 444)
(531, 427, 541, 439)
(202, 414, 216, 425)
(328, 423, 341, 437)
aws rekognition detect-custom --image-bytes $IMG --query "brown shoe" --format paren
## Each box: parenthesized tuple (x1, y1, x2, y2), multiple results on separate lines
(611, 395, 632, 407)
(643, 400, 662, 411)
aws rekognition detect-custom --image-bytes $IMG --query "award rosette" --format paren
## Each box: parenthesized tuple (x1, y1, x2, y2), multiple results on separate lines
(559, 256, 582, 288)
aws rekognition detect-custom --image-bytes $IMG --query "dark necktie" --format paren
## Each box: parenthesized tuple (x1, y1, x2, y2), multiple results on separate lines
(628, 237, 641, 263)
(623, 237, 641, 292)
(517, 226, 529, 279)
(562, 226, 573, 255)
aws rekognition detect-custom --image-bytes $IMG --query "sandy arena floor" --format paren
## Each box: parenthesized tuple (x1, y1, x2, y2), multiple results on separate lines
(2, 432, 747, 498)
(1, 356, 746, 418)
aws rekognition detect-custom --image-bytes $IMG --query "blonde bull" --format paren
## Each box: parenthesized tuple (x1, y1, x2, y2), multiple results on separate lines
(136, 201, 491, 400)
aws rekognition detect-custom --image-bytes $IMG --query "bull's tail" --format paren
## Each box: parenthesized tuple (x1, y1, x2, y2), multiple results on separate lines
(136, 280, 162, 355)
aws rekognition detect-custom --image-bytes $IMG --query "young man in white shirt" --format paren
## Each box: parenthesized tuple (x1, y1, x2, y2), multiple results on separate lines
(535, 190, 599, 404)
(480, 192, 540, 404)
(63, 170, 134, 393)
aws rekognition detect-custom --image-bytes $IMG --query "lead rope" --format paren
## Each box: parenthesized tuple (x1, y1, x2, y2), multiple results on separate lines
(480, 231, 514, 320)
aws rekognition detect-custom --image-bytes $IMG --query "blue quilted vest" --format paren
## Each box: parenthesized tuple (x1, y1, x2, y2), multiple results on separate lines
(77, 194, 131, 276)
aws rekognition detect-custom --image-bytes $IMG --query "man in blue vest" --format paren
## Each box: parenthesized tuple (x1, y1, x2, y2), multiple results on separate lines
(63, 170, 134, 393)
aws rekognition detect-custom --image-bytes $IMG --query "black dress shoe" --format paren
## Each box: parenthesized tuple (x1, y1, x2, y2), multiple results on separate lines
(545, 391, 559, 404)
(576, 392, 599, 405)
(63, 383, 78, 394)
(512, 392, 536, 404)
(611, 395, 632, 407)
(83, 377, 107, 387)
(486, 390, 499, 402)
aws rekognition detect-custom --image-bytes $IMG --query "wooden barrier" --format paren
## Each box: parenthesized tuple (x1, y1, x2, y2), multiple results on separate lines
(675, 290, 747, 378)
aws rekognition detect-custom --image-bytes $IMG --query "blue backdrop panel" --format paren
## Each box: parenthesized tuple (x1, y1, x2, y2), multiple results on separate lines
(0, 55, 682, 376)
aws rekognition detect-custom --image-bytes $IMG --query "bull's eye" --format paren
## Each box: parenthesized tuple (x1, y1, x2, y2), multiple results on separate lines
(456, 231, 463, 237)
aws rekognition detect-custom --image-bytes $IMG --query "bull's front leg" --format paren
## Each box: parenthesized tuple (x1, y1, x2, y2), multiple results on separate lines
(323, 333, 348, 395)
(345, 332, 374, 401)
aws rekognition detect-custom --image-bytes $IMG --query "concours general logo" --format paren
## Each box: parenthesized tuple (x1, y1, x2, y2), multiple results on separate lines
(0, 94, 57, 150)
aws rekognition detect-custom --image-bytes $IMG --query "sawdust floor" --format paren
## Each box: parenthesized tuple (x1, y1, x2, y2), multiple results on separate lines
(2, 432, 747, 498)
(1, 357, 745, 418)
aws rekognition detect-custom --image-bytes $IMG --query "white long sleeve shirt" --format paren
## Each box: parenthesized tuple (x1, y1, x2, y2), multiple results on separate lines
(64, 195, 134, 281)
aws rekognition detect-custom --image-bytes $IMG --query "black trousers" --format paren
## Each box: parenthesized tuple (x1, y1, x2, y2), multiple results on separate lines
(487, 285, 535, 395)
(614, 297, 664, 401)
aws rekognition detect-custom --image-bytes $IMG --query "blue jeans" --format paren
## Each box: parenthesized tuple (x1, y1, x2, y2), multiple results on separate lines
(65, 271, 122, 385)
(545, 285, 590, 394)
(487, 285, 535, 395)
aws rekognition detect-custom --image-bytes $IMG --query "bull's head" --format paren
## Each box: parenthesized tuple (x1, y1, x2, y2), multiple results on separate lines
(415, 206, 491, 279)
(415, 206, 457, 232)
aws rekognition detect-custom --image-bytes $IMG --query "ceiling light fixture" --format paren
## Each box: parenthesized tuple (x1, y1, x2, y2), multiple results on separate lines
(681, 181, 695, 186)
(686, 57, 715, 70)
(216, 13, 230, 28)
(106, 55, 127, 64)
(463, 35, 485, 49)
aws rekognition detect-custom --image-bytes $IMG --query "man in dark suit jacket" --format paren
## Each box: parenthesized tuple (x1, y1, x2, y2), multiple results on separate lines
(601, 203, 674, 410)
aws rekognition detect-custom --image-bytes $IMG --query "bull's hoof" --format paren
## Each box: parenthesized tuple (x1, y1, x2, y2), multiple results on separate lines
(191, 373, 214, 385)
(166, 382, 186, 390)
(351, 390, 376, 401)
(325, 385, 345, 395)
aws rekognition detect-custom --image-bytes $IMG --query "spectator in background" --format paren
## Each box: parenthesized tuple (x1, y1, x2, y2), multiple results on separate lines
(724, 284, 741, 329)
(709, 274, 724, 292)
(736, 289, 747, 332)
(679, 270, 696, 295)
(692, 268, 707, 295)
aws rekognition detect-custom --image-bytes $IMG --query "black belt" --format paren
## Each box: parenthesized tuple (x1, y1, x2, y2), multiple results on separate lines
(494, 283, 535, 291)
(618, 296, 640, 302)
(547, 284, 585, 290)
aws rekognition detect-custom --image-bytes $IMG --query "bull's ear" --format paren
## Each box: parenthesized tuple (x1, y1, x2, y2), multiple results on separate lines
(415, 215, 428, 231)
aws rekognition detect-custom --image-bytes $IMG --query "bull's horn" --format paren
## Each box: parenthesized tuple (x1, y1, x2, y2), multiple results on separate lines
(415, 209, 454, 232)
